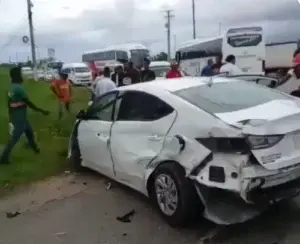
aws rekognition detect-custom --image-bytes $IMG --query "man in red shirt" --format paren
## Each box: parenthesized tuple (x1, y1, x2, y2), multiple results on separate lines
(51, 71, 72, 119)
(166, 63, 182, 79)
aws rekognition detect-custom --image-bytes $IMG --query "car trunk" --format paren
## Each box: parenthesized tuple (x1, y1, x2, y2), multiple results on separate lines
(214, 99, 300, 170)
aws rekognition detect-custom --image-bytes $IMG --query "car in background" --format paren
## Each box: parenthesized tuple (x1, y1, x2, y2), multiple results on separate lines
(61, 63, 92, 86)
(21, 67, 33, 78)
(150, 61, 170, 80)
(68, 76, 300, 227)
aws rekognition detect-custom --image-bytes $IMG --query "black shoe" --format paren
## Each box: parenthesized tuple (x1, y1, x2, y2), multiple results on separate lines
(34, 147, 40, 154)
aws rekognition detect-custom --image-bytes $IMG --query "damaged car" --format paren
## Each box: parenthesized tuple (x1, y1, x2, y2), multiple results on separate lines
(68, 77, 300, 227)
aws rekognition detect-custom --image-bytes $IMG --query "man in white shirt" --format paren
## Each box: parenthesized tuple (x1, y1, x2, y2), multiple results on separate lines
(94, 67, 116, 99)
(220, 55, 243, 75)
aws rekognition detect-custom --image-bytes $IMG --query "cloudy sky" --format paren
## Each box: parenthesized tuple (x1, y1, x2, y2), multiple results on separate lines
(0, 0, 299, 62)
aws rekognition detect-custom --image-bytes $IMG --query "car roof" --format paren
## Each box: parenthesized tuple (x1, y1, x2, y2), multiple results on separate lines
(62, 63, 88, 68)
(150, 61, 170, 67)
(118, 77, 234, 93)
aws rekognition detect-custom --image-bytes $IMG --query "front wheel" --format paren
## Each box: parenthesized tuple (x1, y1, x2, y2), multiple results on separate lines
(151, 162, 202, 227)
(69, 137, 84, 172)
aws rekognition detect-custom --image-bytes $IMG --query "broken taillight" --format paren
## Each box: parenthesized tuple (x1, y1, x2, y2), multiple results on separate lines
(195, 137, 249, 153)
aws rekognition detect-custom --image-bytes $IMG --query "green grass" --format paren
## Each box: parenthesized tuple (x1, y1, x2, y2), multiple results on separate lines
(0, 68, 90, 191)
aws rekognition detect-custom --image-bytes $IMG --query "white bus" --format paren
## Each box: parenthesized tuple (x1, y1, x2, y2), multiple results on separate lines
(223, 26, 265, 74)
(175, 26, 266, 76)
(175, 36, 223, 76)
(82, 43, 150, 72)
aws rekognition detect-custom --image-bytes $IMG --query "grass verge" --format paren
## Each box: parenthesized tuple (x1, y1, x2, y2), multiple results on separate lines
(0, 68, 89, 191)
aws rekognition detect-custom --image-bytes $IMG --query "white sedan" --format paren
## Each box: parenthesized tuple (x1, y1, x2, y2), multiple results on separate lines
(68, 77, 300, 226)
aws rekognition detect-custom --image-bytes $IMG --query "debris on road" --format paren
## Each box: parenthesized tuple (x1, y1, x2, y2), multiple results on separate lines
(116, 209, 136, 223)
(53, 232, 66, 238)
(6, 211, 21, 218)
(106, 182, 112, 190)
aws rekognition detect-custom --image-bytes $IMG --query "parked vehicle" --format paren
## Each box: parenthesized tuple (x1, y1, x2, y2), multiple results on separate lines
(68, 77, 300, 226)
(61, 63, 92, 86)
(21, 66, 33, 78)
(176, 27, 299, 76)
(149, 61, 170, 80)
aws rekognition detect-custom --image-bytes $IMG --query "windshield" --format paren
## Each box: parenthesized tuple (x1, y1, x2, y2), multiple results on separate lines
(74, 67, 89, 73)
(151, 66, 170, 77)
(174, 81, 290, 114)
(130, 49, 149, 67)
(48, 62, 63, 70)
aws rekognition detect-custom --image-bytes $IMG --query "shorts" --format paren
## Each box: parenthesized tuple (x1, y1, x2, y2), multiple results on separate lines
(58, 101, 70, 118)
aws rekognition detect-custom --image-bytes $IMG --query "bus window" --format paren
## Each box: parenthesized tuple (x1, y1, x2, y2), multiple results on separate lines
(227, 34, 262, 48)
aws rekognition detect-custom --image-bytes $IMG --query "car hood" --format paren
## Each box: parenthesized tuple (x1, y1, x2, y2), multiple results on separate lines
(215, 99, 300, 135)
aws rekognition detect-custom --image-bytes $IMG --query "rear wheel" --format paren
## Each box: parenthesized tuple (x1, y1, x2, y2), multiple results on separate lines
(150, 162, 201, 227)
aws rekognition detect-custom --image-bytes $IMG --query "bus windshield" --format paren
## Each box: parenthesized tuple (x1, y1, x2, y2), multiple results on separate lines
(130, 49, 149, 67)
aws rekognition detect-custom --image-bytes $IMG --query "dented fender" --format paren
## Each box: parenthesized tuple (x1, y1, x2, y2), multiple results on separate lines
(147, 134, 212, 175)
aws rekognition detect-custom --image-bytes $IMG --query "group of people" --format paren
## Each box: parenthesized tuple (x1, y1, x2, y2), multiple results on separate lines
(91, 58, 183, 100)
(201, 54, 242, 77)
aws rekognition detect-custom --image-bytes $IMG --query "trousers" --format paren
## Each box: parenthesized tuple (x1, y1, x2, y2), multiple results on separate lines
(0, 120, 38, 163)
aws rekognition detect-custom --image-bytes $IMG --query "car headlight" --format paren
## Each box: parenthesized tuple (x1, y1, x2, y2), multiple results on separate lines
(246, 135, 284, 150)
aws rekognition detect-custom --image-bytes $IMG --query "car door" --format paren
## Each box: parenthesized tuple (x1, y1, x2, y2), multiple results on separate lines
(77, 91, 118, 178)
(109, 91, 177, 192)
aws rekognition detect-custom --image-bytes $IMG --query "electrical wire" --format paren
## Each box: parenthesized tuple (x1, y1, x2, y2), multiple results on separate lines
(0, 16, 27, 55)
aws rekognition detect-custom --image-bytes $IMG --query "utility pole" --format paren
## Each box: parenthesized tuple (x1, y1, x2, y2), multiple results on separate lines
(26, 0, 37, 79)
(164, 10, 174, 61)
(192, 0, 196, 39)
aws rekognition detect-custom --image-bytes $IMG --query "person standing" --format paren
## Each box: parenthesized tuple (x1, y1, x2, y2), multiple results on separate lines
(211, 54, 224, 74)
(111, 65, 124, 87)
(220, 55, 242, 75)
(122, 61, 140, 85)
(51, 71, 72, 120)
(141, 58, 156, 82)
(0, 67, 49, 164)
(201, 59, 214, 76)
(166, 63, 182, 79)
(94, 67, 116, 99)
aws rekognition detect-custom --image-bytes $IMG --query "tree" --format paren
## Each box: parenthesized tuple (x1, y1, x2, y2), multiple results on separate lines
(152, 52, 168, 61)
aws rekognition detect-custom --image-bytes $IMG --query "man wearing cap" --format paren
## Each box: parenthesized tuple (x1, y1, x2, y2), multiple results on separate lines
(141, 58, 156, 82)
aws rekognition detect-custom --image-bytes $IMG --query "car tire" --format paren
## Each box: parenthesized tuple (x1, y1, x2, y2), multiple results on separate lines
(151, 162, 201, 227)
(69, 137, 84, 172)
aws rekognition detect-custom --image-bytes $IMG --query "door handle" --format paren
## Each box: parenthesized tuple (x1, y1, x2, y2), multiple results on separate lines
(97, 133, 109, 140)
(148, 135, 162, 141)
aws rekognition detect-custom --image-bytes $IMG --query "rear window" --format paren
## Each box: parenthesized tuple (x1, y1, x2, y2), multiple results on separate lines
(174, 81, 290, 113)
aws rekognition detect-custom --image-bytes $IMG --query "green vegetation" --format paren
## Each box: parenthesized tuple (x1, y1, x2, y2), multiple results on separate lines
(0, 68, 89, 190)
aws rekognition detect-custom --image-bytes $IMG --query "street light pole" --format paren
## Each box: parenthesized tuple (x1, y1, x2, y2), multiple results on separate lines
(192, 0, 196, 39)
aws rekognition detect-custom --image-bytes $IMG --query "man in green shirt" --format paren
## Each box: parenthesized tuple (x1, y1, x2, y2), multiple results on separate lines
(0, 67, 49, 164)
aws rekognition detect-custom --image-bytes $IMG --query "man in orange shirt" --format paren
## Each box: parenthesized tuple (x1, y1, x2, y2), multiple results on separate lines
(51, 71, 72, 119)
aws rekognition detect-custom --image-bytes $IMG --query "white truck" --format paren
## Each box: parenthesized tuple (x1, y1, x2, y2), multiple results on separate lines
(265, 41, 299, 76)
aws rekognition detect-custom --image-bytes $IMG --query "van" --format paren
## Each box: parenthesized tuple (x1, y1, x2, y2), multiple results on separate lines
(61, 63, 92, 86)
(149, 61, 170, 80)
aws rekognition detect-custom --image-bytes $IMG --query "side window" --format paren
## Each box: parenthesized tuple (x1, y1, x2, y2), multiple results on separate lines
(87, 92, 118, 121)
(62, 68, 70, 74)
(117, 91, 174, 121)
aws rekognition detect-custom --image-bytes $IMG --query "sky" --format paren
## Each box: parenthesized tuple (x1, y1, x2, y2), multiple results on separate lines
(0, 0, 300, 62)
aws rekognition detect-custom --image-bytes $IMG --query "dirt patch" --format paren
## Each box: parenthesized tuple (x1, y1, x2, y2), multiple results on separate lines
(0, 172, 103, 214)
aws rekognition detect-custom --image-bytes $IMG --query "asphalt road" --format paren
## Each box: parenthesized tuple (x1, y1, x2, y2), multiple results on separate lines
(0, 173, 300, 244)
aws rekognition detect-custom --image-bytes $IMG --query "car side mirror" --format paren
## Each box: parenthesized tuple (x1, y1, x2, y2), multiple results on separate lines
(76, 110, 87, 119)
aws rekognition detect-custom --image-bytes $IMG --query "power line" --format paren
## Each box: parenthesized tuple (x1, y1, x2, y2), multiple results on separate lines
(164, 10, 174, 61)
(0, 17, 27, 55)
